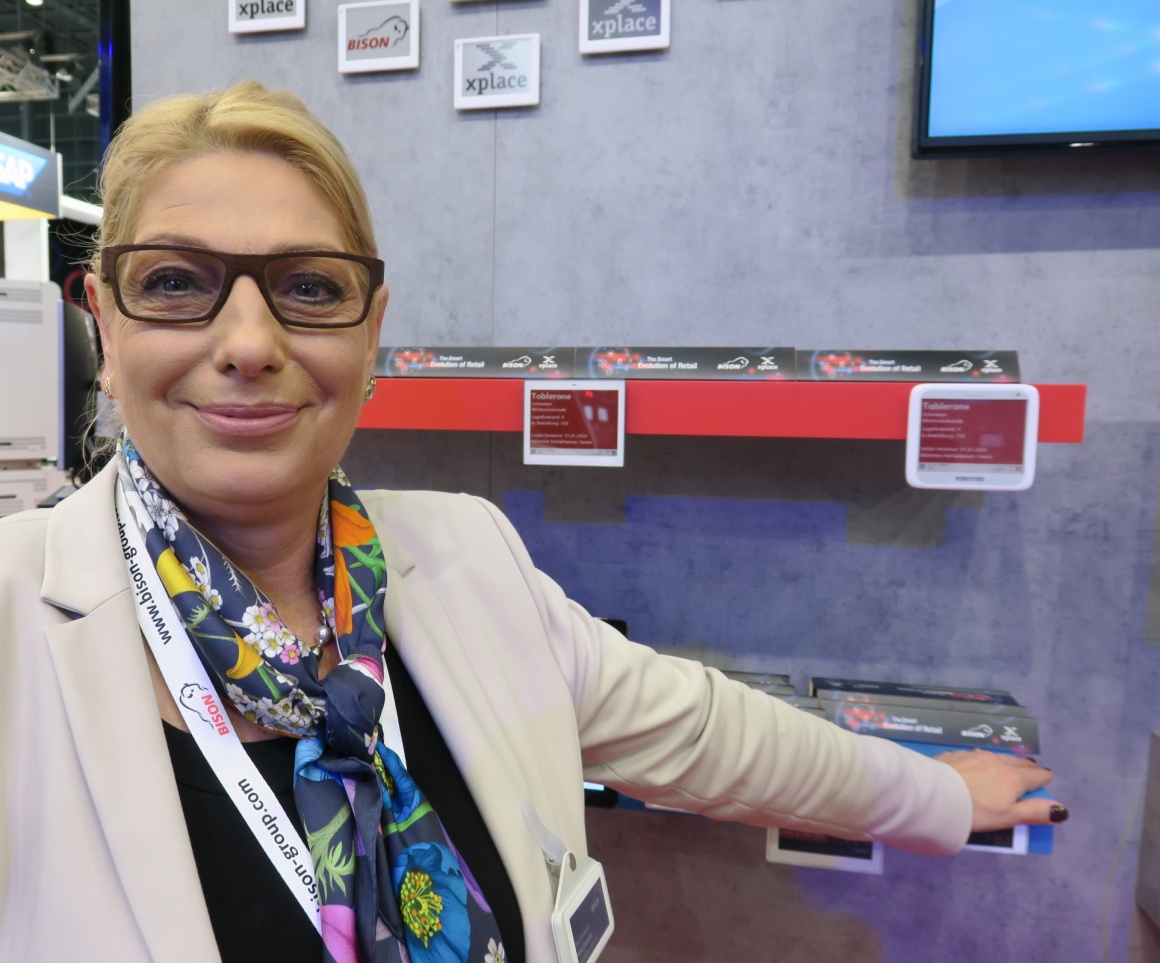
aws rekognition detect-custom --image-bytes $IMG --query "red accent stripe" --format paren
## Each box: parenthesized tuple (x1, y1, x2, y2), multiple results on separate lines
(357, 379, 1086, 443)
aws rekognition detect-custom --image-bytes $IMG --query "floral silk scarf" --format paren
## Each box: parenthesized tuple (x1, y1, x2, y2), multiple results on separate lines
(115, 437, 506, 963)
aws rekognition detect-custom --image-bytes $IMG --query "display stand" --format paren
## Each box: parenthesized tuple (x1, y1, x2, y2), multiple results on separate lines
(357, 380, 1086, 443)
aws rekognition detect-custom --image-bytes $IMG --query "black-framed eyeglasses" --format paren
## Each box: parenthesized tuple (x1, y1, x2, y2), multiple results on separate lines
(99, 244, 386, 329)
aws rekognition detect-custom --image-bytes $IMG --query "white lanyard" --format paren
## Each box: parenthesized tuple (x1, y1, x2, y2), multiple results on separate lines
(115, 483, 330, 927)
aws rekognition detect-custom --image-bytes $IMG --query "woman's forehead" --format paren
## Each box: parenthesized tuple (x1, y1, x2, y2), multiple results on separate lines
(130, 153, 348, 252)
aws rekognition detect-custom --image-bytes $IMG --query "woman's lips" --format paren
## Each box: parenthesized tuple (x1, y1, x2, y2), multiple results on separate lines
(194, 403, 301, 437)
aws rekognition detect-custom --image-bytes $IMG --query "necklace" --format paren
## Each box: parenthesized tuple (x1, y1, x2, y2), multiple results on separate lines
(308, 617, 334, 658)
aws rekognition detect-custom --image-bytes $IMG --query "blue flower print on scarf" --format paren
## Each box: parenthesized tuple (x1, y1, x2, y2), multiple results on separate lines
(377, 743, 430, 831)
(392, 841, 471, 963)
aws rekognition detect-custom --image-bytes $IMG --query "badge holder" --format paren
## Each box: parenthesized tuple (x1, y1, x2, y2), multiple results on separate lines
(524, 801, 615, 963)
(551, 850, 615, 963)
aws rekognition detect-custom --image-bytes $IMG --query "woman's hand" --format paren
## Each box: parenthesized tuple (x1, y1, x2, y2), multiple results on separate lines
(935, 749, 1067, 832)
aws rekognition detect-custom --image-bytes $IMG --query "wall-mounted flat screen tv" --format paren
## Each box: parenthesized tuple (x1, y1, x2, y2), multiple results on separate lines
(914, 0, 1160, 157)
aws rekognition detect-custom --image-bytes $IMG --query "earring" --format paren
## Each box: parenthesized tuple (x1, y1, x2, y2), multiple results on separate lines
(364, 375, 377, 401)
(101, 376, 113, 399)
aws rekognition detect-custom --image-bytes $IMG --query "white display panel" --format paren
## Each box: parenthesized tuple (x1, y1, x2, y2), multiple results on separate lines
(766, 828, 885, 874)
(905, 383, 1039, 491)
(964, 824, 1029, 855)
(523, 380, 625, 467)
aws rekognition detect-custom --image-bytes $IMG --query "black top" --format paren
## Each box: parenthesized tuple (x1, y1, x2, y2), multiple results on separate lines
(164, 642, 525, 963)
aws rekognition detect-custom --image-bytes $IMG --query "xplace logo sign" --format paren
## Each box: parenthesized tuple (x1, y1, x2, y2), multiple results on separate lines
(339, 1, 419, 73)
(454, 34, 540, 110)
(580, 0, 669, 54)
(228, 0, 305, 34)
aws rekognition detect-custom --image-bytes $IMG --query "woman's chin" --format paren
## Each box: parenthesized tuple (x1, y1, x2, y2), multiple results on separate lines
(155, 453, 332, 525)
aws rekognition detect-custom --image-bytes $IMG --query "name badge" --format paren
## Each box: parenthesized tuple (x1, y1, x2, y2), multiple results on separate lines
(551, 851, 615, 963)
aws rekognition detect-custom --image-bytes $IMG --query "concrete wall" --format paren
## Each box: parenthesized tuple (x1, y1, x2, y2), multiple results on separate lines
(133, 1, 1160, 958)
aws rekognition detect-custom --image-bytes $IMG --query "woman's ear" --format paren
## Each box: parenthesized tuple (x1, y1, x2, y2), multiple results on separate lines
(84, 273, 115, 377)
(365, 284, 388, 372)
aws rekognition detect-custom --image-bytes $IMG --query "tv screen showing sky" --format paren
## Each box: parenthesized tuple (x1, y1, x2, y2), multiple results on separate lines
(928, 0, 1160, 137)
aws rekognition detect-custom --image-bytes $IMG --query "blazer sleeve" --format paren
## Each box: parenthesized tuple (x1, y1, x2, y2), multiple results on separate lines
(467, 496, 973, 858)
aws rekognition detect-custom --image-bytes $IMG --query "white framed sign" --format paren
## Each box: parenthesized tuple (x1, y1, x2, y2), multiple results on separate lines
(454, 34, 540, 110)
(579, 0, 669, 55)
(339, 1, 419, 72)
(551, 852, 615, 963)
(905, 383, 1040, 491)
(766, 828, 885, 875)
(964, 824, 1030, 855)
(229, 0, 305, 34)
(524, 380, 625, 467)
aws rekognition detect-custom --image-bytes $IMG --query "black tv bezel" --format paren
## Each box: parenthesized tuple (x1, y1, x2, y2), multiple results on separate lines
(911, 0, 1160, 159)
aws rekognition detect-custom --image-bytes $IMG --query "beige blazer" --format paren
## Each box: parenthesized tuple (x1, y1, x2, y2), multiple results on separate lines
(0, 462, 971, 962)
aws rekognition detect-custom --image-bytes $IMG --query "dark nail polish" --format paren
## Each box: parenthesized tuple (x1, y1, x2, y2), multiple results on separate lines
(1050, 805, 1069, 824)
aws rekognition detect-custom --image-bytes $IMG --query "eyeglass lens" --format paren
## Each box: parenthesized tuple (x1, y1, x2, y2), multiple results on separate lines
(115, 249, 372, 326)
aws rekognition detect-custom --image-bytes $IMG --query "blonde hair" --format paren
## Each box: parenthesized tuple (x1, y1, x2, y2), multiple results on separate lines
(90, 80, 377, 276)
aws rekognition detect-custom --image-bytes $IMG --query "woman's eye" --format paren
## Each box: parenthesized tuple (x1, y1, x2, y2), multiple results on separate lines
(287, 275, 343, 302)
(141, 270, 195, 294)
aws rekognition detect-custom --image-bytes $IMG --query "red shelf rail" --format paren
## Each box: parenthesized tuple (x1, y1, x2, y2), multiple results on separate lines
(358, 380, 1086, 443)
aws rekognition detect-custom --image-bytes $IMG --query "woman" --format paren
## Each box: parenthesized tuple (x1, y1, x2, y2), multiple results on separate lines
(0, 82, 1062, 963)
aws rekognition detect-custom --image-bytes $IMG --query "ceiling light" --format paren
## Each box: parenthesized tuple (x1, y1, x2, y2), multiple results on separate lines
(24, 0, 44, 7)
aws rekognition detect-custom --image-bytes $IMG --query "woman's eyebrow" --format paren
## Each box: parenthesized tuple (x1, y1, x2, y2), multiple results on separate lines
(131, 235, 346, 253)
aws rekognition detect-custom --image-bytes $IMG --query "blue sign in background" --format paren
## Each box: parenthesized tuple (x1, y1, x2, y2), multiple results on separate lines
(0, 130, 59, 216)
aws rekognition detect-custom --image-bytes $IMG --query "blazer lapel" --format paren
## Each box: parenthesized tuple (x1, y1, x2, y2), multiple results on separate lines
(41, 463, 219, 962)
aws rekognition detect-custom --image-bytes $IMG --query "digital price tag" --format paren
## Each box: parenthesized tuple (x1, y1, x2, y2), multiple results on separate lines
(551, 851, 615, 963)
(963, 824, 1030, 855)
(905, 383, 1039, 491)
(765, 828, 885, 875)
(524, 380, 625, 467)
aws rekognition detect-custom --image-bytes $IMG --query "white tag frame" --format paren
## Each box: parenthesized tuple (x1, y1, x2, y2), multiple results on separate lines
(454, 34, 541, 110)
(523, 380, 626, 467)
(579, 0, 670, 55)
(229, 0, 306, 34)
(964, 824, 1030, 855)
(905, 382, 1040, 491)
(339, 0, 420, 73)
(551, 851, 615, 963)
(765, 828, 885, 875)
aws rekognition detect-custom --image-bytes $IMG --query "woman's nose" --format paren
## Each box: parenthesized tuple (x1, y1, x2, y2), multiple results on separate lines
(210, 274, 288, 376)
